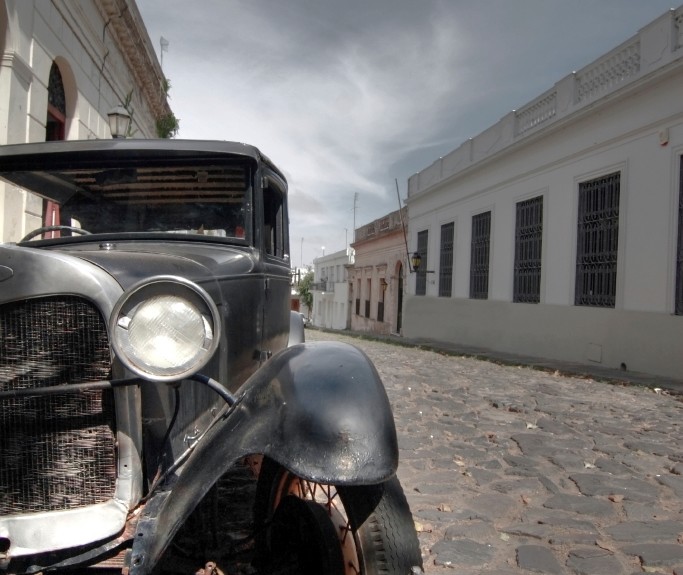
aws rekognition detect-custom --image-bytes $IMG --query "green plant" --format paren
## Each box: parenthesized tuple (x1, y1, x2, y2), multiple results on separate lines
(298, 270, 314, 313)
(156, 112, 180, 139)
(157, 78, 180, 138)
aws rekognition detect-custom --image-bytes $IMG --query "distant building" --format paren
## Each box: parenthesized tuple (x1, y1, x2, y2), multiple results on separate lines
(404, 6, 683, 380)
(350, 207, 408, 335)
(290, 266, 311, 316)
(312, 249, 354, 329)
(0, 0, 170, 243)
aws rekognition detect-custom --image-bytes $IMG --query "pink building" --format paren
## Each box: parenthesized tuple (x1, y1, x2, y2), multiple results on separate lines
(350, 207, 408, 335)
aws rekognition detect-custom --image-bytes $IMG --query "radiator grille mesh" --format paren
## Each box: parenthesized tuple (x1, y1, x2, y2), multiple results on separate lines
(0, 296, 117, 514)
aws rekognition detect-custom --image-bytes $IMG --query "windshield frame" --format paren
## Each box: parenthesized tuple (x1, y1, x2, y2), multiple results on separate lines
(0, 145, 259, 247)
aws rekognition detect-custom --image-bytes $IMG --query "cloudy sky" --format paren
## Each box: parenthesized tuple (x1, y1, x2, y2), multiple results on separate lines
(136, 0, 675, 267)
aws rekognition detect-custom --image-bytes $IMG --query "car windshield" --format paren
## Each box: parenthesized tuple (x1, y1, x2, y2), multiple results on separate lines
(5, 159, 252, 241)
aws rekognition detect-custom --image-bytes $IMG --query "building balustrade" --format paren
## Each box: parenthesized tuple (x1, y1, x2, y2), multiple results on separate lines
(408, 7, 682, 198)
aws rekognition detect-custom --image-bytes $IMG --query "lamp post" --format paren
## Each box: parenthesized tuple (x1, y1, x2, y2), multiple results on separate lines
(107, 106, 131, 139)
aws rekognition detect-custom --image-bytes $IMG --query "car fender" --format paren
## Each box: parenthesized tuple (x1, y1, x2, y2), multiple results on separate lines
(129, 340, 398, 574)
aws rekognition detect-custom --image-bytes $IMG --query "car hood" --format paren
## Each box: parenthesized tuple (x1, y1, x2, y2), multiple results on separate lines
(44, 241, 259, 291)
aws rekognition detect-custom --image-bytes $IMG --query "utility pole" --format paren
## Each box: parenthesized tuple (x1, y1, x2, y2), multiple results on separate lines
(353, 192, 358, 243)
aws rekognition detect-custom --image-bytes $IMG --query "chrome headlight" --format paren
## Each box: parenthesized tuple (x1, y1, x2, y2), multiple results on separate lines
(110, 276, 221, 382)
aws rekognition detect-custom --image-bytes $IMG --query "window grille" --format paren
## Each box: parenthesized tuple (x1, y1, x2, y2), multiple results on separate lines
(676, 158, 683, 315)
(48, 62, 66, 116)
(575, 172, 620, 307)
(366, 279, 371, 317)
(470, 212, 491, 299)
(439, 222, 454, 297)
(377, 301, 385, 322)
(513, 196, 543, 303)
(415, 230, 428, 296)
(356, 280, 361, 315)
(46, 62, 66, 143)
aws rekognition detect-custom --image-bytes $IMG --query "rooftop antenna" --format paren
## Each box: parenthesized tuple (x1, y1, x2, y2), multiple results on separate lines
(160, 36, 169, 71)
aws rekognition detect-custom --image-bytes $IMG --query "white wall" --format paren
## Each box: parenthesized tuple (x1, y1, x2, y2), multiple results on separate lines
(312, 248, 353, 330)
(404, 7, 683, 380)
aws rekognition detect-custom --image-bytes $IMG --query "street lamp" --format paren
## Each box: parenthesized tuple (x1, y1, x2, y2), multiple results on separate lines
(107, 106, 131, 139)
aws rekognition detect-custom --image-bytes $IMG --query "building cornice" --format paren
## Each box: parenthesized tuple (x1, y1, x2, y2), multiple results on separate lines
(95, 0, 171, 120)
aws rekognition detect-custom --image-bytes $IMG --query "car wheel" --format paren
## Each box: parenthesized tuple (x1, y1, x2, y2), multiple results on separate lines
(253, 457, 423, 574)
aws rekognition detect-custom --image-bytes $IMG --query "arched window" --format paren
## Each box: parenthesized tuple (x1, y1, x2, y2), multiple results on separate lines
(44, 62, 66, 234)
(46, 62, 66, 141)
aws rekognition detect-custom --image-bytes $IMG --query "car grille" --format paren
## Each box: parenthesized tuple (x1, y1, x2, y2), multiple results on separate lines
(0, 296, 117, 515)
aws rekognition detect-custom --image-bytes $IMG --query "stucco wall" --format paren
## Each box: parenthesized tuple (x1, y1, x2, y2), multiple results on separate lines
(404, 7, 683, 380)
(312, 248, 353, 330)
(403, 296, 682, 379)
(351, 228, 407, 335)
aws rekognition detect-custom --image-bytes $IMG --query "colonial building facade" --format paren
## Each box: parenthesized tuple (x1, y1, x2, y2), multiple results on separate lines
(351, 207, 408, 336)
(0, 0, 170, 243)
(312, 249, 354, 330)
(404, 6, 683, 380)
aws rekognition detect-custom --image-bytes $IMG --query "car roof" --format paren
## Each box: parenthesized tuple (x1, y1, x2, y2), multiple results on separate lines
(0, 139, 286, 184)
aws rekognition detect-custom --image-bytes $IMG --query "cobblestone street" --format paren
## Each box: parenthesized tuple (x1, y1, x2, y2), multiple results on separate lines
(305, 329, 683, 574)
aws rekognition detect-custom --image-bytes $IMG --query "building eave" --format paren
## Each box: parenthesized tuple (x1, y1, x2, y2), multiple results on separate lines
(96, 0, 172, 121)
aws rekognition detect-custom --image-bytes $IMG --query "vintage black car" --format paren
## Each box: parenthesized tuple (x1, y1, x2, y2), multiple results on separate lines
(0, 139, 422, 575)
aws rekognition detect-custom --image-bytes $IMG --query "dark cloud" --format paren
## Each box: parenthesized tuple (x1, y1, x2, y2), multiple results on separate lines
(137, 0, 675, 265)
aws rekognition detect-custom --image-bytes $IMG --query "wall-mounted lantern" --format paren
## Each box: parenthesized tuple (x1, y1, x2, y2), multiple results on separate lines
(108, 106, 131, 139)
(410, 252, 422, 273)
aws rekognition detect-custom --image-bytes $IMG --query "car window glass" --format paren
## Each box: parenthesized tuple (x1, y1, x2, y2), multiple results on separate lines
(15, 162, 252, 241)
(264, 185, 286, 258)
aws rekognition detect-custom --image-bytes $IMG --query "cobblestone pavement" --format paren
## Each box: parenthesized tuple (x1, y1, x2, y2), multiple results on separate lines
(305, 329, 683, 575)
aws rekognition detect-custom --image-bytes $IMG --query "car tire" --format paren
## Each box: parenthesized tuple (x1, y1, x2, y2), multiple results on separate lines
(253, 457, 423, 574)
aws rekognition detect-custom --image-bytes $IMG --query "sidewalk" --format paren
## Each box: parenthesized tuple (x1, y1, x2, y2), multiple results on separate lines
(310, 327, 683, 397)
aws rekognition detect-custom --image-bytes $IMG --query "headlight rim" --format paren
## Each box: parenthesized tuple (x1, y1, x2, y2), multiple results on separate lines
(109, 275, 221, 382)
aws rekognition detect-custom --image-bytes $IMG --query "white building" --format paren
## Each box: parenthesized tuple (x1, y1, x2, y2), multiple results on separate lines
(312, 248, 354, 330)
(0, 0, 170, 243)
(404, 6, 683, 380)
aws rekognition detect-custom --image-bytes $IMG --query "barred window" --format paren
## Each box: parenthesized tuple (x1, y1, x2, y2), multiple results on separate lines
(676, 157, 683, 315)
(513, 196, 543, 303)
(365, 278, 371, 318)
(439, 222, 454, 297)
(575, 172, 620, 307)
(470, 212, 491, 299)
(47, 62, 66, 141)
(415, 230, 428, 296)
